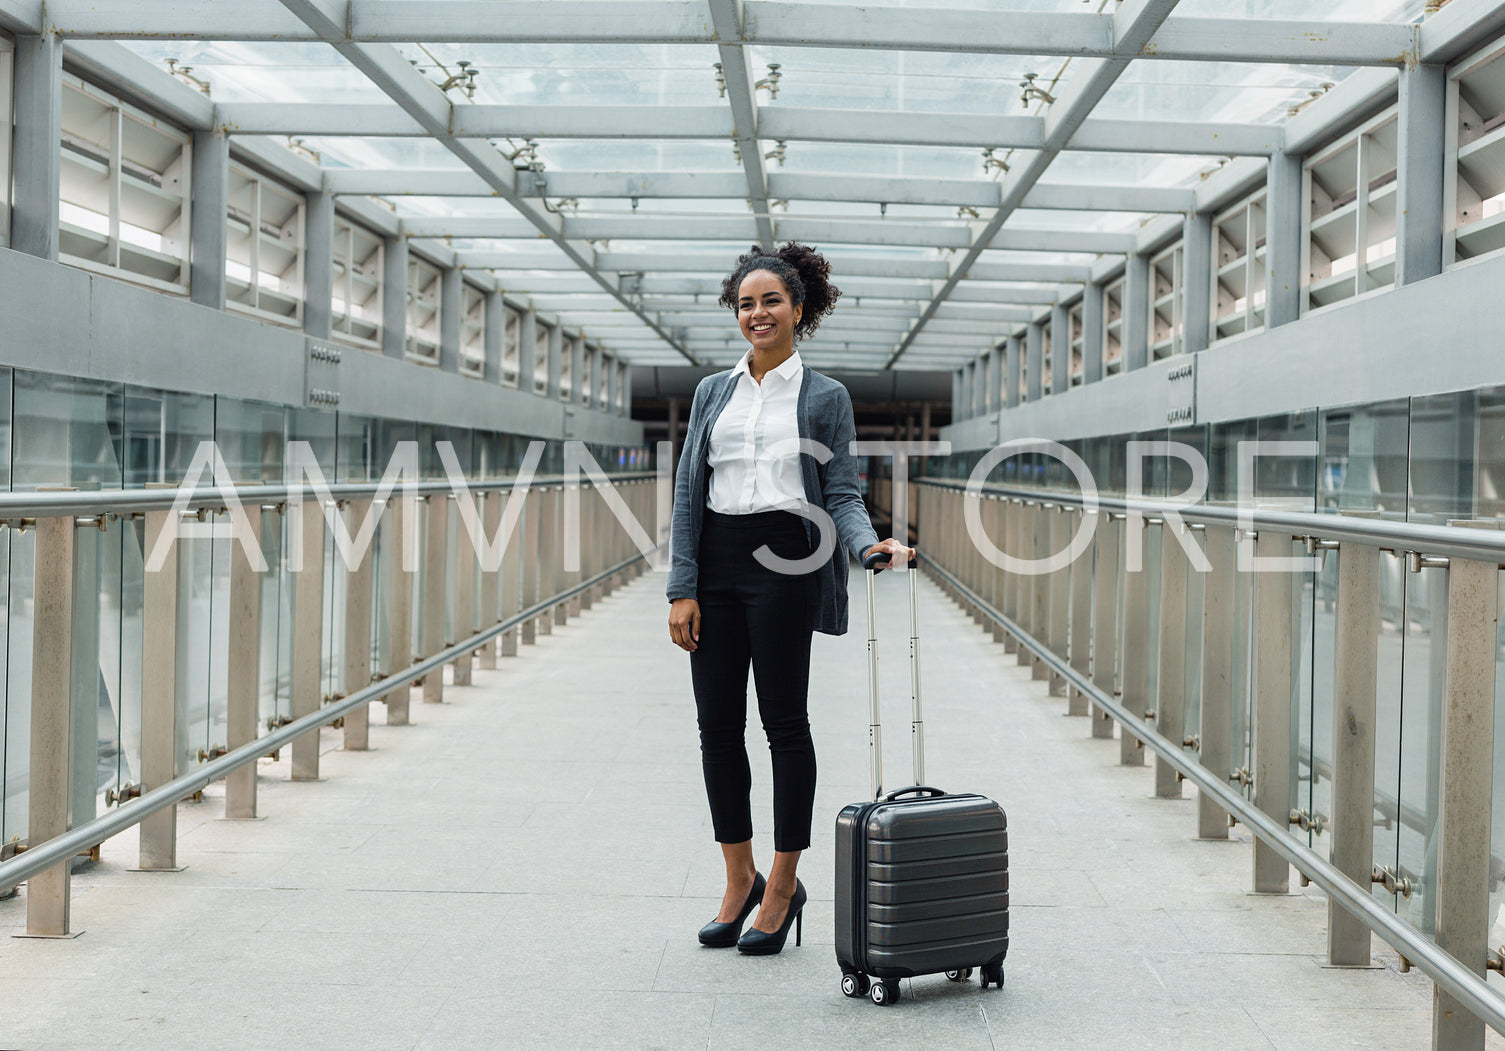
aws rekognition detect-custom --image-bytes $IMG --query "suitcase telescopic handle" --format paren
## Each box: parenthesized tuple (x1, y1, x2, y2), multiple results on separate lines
(863, 549, 925, 801)
(862, 551, 918, 572)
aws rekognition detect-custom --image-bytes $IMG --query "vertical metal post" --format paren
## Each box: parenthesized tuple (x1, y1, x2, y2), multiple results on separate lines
(478, 490, 501, 669)
(1328, 541, 1380, 963)
(439, 267, 462, 374)
(502, 485, 524, 654)
(1123, 252, 1150, 371)
(1081, 285, 1104, 384)
(518, 307, 538, 393)
(385, 494, 414, 725)
(1025, 324, 1043, 402)
(421, 496, 448, 703)
(1091, 513, 1120, 738)
(1154, 521, 1190, 797)
(1198, 524, 1237, 840)
(452, 494, 475, 686)
(304, 191, 334, 340)
(567, 481, 585, 617)
(1252, 530, 1295, 893)
(290, 501, 325, 779)
(1120, 520, 1149, 766)
(1397, 65, 1446, 287)
(1048, 506, 1069, 695)
(24, 511, 77, 935)
(190, 130, 229, 310)
(381, 235, 408, 360)
(988, 497, 1006, 643)
(540, 487, 559, 634)
(224, 507, 263, 820)
(1068, 508, 1094, 717)
(1030, 503, 1050, 679)
(1431, 557, 1500, 1051)
(1006, 336, 1021, 408)
(138, 502, 181, 870)
(546, 324, 563, 401)
(483, 290, 504, 385)
(521, 488, 540, 645)
(1017, 499, 1041, 662)
(1182, 212, 1213, 355)
(1049, 305, 1070, 395)
(12, 32, 63, 261)
(1265, 150, 1303, 328)
(342, 498, 374, 751)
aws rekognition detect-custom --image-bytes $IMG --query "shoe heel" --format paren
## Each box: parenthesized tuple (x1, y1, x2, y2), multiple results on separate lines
(796, 911, 802, 947)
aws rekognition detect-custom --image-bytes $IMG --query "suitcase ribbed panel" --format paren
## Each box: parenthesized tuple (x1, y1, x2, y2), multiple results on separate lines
(868, 908, 1009, 947)
(868, 851, 1008, 884)
(869, 890, 1010, 923)
(869, 869, 1008, 907)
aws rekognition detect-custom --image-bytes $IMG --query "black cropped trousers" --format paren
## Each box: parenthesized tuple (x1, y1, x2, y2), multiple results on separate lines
(689, 508, 817, 854)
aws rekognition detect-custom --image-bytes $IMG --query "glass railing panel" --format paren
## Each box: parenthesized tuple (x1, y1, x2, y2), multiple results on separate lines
(3, 529, 31, 844)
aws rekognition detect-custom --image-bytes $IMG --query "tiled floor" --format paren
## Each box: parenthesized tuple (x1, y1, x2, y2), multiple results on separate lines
(0, 570, 1461, 1049)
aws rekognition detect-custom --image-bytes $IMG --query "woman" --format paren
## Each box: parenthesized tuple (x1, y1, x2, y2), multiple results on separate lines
(667, 243, 914, 955)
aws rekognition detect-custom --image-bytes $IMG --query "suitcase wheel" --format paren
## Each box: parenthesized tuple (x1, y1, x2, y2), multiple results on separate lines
(840, 973, 870, 999)
(945, 968, 973, 982)
(870, 979, 901, 1006)
(980, 962, 1005, 989)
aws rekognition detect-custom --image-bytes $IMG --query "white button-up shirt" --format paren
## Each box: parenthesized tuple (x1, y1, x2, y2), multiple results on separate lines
(706, 350, 806, 514)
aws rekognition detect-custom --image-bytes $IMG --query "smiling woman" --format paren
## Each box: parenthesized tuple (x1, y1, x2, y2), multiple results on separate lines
(666, 241, 913, 958)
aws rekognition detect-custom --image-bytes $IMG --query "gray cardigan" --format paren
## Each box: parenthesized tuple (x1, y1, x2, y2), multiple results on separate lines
(667, 366, 879, 636)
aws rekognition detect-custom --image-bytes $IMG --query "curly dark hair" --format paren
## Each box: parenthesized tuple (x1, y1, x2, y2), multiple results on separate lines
(718, 242, 842, 343)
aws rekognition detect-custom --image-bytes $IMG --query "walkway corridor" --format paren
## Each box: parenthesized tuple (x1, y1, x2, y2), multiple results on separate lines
(1, 570, 1443, 1049)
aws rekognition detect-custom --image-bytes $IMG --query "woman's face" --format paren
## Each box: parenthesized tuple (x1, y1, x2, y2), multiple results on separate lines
(736, 269, 802, 352)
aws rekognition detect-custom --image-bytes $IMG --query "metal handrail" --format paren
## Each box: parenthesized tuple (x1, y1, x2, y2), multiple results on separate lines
(0, 549, 650, 892)
(915, 479, 1505, 564)
(0, 472, 658, 519)
(919, 552, 1505, 1036)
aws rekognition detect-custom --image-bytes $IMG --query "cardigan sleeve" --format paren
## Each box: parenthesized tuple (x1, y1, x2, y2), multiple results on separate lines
(820, 385, 881, 564)
(665, 380, 706, 602)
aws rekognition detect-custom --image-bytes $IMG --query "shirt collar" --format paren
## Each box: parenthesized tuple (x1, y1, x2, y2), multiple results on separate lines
(735, 350, 803, 383)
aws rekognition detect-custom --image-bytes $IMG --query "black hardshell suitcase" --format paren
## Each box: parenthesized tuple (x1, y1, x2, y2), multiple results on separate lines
(834, 555, 1009, 1007)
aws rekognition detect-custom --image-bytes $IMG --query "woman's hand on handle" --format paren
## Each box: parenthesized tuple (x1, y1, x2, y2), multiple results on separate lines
(669, 598, 702, 652)
(863, 537, 916, 570)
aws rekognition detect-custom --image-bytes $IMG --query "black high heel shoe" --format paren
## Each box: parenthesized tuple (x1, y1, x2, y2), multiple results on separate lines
(699, 872, 766, 947)
(736, 879, 806, 955)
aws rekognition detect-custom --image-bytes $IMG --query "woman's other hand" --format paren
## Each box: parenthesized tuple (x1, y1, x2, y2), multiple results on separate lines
(669, 598, 702, 652)
(864, 538, 916, 569)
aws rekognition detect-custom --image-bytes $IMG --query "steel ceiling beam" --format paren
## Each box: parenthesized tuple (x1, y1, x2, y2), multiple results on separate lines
(708, 0, 775, 247)
(886, 0, 1185, 367)
(324, 168, 1195, 214)
(219, 102, 1279, 155)
(273, 0, 698, 365)
(44, 0, 1420, 67)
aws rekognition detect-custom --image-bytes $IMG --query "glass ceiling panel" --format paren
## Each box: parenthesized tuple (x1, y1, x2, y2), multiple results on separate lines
(536, 141, 740, 173)
(1007, 208, 1145, 233)
(1097, 62, 1363, 125)
(120, 42, 388, 104)
(303, 137, 470, 170)
(399, 43, 727, 107)
(746, 46, 1074, 116)
(779, 143, 987, 181)
(1043, 151, 1220, 189)
(1177, 0, 1423, 19)
(390, 198, 523, 218)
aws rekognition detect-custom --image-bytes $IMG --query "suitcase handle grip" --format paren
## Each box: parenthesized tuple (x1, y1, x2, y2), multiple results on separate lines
(863, 551, 918, 572)
(880, 785, 946, 802)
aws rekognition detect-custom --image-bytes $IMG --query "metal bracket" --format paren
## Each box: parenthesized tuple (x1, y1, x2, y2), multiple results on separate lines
(1165, 357, 1196, 425)
(1230, 766, 1253, 788)
(103, 782, 141, 807)
(305, 337, 343, 410)
(1406, 552, 1449, 573)
(1372, 864, 1416, 899)
(1289, 808, 1329, 835)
